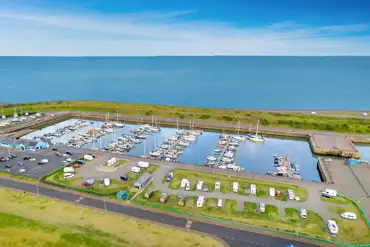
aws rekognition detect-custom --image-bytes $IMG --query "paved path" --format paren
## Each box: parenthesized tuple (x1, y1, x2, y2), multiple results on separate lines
(151, 166, 344, 222)
(0, 177, 321, 247)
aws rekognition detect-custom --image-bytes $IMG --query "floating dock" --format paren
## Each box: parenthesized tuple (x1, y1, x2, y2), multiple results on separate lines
(214, 136, 232, 167)
(309, 134, 360, 159)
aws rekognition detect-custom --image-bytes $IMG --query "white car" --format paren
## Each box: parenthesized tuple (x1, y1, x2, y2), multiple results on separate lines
(62, 153, 69, 157)
(131, 166, 141, 173)
(64, 173, 74, 179)
(185, 183, 191, 191)
(341, 212, 357, 220)
(66, 158, 72, 162)
(300, 209, 307, 219)
(19, 168, 26, 173)
(61, 160, 68, 164)
(29, 158, 36, 161)
(41, 159, 48, 163)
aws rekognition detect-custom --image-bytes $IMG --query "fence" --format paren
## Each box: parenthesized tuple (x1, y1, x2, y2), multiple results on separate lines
(133, 200, 370, 247)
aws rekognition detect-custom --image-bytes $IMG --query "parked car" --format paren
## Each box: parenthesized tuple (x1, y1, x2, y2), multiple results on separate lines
(120, 175, 128, 181)
(5, 164, 12, 168)
(61, 160, 68, 164)
(29, 157, 36, 161)
(23, 156, 31, 160)
(55, 152, 62, 157)
(131, 166, 141, 173)
(185, 183, 190, 191)
(64, 173, 74, 179)
(0, 157, 6, 162)
(300, 209, 307, 219)
(66, 158, 72, 162)
(19, 168, 26, 173)
(66, 151, 73, 156)
(41, 159, 48, 163)
(52, 148, 58, 151)
(341, 212, 357, 220)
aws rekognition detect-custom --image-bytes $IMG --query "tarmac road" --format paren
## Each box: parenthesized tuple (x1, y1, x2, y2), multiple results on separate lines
(0, 178, 320, 247)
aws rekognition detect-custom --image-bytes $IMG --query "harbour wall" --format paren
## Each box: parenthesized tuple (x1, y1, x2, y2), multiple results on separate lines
(317, 157, 334, 184)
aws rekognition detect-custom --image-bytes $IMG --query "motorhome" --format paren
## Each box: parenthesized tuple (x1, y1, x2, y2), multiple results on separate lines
(232, 182, 238, 193)
(269, 188, 275, 197)
(196, 181, 204, 191)
(63, 167, 75, 173)
(341, 212, 357, 220)
(250, 184, 256, 195)
(180, 178, 189, 188)
(215, 181, 221, 190)
(300, 209, 307, 219)
(288, 189, 295, 200)
(131, 166, 141, 173)
(217, 199, 223, 208)
(327, 220, 338, 234)
(103, 178, 111, 187)
(321, 189, 337, 198)
(137, 161, 150, 168)
(197, 196, 205, 208)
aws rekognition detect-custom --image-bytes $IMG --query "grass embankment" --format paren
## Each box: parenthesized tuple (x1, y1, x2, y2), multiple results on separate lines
(3, 100, 370, 134)
(134, 187, 327, 240)
(0, 171, 39, 183)
(324, 196, 370, 244)
(44, 163, 159, 196)
(166, 169, 308, 202)
(0, 188, 223, 247)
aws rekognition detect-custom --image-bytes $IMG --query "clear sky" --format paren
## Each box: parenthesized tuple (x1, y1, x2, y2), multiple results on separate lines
(1, 0, 370, 56)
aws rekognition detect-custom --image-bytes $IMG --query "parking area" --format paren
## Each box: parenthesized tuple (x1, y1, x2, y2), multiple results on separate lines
(0, 147, 84, 178)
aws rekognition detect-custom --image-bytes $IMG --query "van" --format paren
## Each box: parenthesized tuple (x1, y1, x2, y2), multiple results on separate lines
(64, 173, 74, 179)
(137, 161, 149, 168)
(215, 181, 221, 190)
(131, 166, 141, 173)
(328, 220, 338, 234)
(300, 209, 307, 219)
(259, 203, 265, 213)
(341, 212, 357, 220)
(63, 167, 74, 173)
(322, 189, 337, 198)
(232, 182, 238, 193)
(217, 199, 223, 208)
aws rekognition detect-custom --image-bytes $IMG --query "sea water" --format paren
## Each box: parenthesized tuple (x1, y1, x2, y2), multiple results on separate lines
(1, 56, 370, 110)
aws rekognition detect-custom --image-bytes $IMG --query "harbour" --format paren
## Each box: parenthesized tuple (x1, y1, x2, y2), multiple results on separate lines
(20, 117, 321, 181)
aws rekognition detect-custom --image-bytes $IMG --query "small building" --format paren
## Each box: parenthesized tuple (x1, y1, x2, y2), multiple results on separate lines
(160, 193, 168, 203)
(133, 173, 152, 190)
(116, 190, 128, 200)
(145, 189, 154, 199)
(178, 196, 186, 206)
(0, 138, 49, 151)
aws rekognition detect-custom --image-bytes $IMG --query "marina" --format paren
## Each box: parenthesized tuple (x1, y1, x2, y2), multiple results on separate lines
(20, 118, 321, 181)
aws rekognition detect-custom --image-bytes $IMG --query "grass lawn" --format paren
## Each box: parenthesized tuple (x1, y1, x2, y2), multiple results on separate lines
(3, 100, 370, 134)
(0, 171, 39, 183)
(167, 169, 308, 202)
(0, 188, 223, 247)
(320, 196, 348, 204)
(44, 164, 160, 196)
(326, 197, 370, 245)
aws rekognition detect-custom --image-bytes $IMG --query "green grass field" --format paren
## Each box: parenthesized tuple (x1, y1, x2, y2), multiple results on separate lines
(3, 100, 370, 133)
(167, 169, 308, 202)
(44, 164, 160, 196)
(0, 188, 223, 247)
(325, 197, 370, 244)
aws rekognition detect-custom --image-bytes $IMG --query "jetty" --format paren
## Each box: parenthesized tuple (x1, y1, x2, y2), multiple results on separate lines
(214, 136, 232, 167)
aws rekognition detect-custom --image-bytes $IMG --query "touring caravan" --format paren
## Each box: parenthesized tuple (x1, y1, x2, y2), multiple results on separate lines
(288, 189, 295, 200)
(232, 182, 238, 193)
(137, 161, 150, 168)
(197, 196, 205, 208)
(250, 184, 256, 195)
(181, 178, 190, 188)
(196, 181, 204, 191)
(269, 188, 275, 197)
(131, 166, 141, 173)
(63, 167, 74, 173)
(322, 189, 337, 198)
(215, 181, 221, 190)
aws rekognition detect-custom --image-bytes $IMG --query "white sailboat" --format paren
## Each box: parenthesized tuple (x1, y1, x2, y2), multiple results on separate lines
(114, 112, 124, 128)
(234, 120, 246, 141)
(248, 120, 265, 143)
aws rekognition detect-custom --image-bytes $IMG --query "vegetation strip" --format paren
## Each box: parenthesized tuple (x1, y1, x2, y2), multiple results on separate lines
(3, 100, 370, 133)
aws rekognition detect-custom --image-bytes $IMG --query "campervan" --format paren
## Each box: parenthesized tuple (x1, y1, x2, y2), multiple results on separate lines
(137, 161, 149, 168)
(341, 212, 357, 220)
(300, 209, 307, 219)
(232, 182, 238, 193)
(215, 181, 221, 190)
(197, 196, 205, 208)
(185, 182, 191, 191)
(327, 220, 338, 234)
(269, 188, 275, 197)
(288, 189, 295, 200)
(131, 166, 141, 173)
(321, 189, 337, 198)
(180, 178, 189, 188)
(250, 184, 256, 195)
(196, 181, 204, 191)
(217, 199, 223, 208)
(103, 178, 111, 187)
(63, 167, 74, 173)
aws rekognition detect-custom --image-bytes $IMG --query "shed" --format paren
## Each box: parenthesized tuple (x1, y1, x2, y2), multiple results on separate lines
(160, 193, 168, 203)
(178, 196, 186, 206)
(116, 190, 128, 200)
(145, 189, 154, 199)
(133, 173, 152, 190)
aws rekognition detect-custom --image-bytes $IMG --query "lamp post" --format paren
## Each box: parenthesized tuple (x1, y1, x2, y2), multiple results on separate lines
(296, 223, 300, 237)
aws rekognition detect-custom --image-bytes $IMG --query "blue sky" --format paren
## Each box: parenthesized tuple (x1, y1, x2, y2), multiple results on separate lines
(0, 0, 370, 56)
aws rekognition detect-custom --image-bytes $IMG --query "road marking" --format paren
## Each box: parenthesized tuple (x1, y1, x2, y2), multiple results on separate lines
(75, 196, 84, 203)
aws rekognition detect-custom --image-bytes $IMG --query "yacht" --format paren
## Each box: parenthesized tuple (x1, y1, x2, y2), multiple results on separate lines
(136, 135, 146, 139)
(178, 141, 190, 147)
(247, 119, 265, 143)
(207, 156, 217, 161)
(233, 135, 246, 141)
(183, 135, 196, 142)
(104, 128, 114, 133)
(114, 122, 124, 128)
(150, 151, 161, 157)
(213, 148, 222, 153)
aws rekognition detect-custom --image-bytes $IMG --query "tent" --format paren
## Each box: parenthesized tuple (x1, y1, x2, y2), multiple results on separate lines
(116, 190, 128, 200)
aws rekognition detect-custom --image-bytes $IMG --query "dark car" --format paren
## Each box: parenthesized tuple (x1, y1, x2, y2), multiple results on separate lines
(10, 154, 17, 158)
(52, 148, 58, 151)
(23, 156, 31, 160)
(5, 164, 12, 168)
(66, 151, 74, 156)
(38, 162, 44, 165)
(0, 157, 6, 162)
(55, 152, 62, 157)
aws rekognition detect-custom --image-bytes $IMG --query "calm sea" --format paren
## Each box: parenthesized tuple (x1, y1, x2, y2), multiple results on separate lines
(1, 56, 370, 110)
